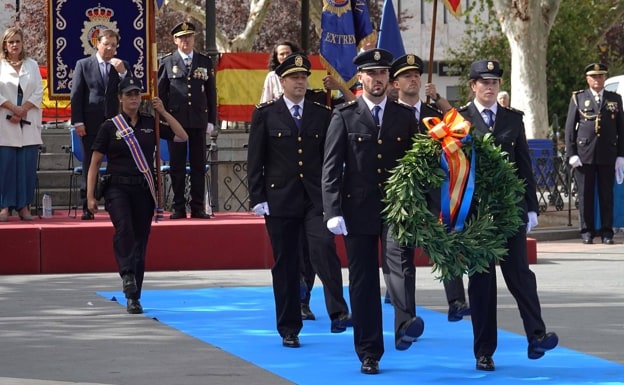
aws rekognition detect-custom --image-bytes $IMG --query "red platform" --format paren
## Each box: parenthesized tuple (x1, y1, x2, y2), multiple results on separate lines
(0, 212, 537, 274)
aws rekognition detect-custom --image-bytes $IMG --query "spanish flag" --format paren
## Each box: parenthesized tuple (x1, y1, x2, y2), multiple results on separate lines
(216, 53, 328, 122)
(442, 0, 462, 18)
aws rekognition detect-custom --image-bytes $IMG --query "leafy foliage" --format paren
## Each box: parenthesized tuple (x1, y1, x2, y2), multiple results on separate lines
(383, 132, 524, 281)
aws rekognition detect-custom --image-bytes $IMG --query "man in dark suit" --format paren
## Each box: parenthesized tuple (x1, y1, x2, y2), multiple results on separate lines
(322, 49, 421, 375)
(247, 53, 351, 349)
(389, 53, 471, 323)
(70, 29, 129, 220)
(158, 22, 216, 219)
(565, 63, 624, 244)
(458, 59, 558, 371)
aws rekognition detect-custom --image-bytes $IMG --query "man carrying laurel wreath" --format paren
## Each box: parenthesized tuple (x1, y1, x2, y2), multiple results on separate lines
(457, 59, 558, 372)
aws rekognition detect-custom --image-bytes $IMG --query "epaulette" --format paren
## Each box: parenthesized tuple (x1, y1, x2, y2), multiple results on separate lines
(572, 89, 584, 94)
(308, 88, 324, 94)
(312, 101, 332, 110)
(392, 100, 414, 112)
(195, 50, 210, 58)
(422, 102, 443, 115)
(160, 52, 173, 59)
(255, 99, 275, 109)
(457, 102, 472, 112)
(336, 99, 357, 110)
(502, 105, 524, 115)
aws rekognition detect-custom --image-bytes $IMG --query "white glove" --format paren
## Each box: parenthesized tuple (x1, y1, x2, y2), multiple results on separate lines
(206, 123, 215, 135)
(568, 155, 582, 168)
(617, 168, 624, 185)
(252, 202, 270, 216)
(526, 211, 538, 233)
(327, 216, 348, 235)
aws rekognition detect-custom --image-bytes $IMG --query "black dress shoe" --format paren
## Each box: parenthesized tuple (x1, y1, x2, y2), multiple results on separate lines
(330, 313, 352, 333)
(448, 300, 471, 322)
(282, 334, 300, 348)
(190, 211, 211, 219)
(602, 237, 615, 245)
(476, 355, 495, 371)
(81, 211, 94, 220)
(122, 273, 138, 297)
(581, 232, 593, 244)
(360, 357, 379, 375)
(169, 211, 187, 219)
(528, 331, 558, 359)
(395, 316, 425, 351)
(301, 303, 316, 320)
(126, 299, 143, 314)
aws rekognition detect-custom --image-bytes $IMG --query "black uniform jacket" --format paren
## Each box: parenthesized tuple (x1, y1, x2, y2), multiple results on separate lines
(457, 102, 538, 218)
(322, 98, 419, 235)
(157, 50, 217, 128)
(247, 97, 332, 218)
(564, 89, 624, 165)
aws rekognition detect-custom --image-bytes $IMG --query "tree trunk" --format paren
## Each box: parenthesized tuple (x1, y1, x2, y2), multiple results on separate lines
(494, 0, 560, 139)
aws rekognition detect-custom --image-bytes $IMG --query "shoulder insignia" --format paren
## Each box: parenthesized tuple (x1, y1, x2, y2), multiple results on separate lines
(255, 99, 275, 109)
(312, 101, 332, 110)
(337, 99, 357, 110)
(161, 52, 173, 59)
(572, 89, 584, 95)
(308, 88, 324, 94)
(457, 102, 471, 112)
(393, 100, 414, 112)
(423, 102, 443, 115)
(502, 105, 524, 115)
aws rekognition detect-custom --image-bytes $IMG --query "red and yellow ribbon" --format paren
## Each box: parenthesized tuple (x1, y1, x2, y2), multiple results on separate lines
(422, 108, 472, 225)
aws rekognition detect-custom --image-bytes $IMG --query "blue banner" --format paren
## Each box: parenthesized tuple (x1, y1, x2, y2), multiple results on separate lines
(377, 0, 405, 58)
(320, 0, 376, 88)
(47, 0, 152, 99)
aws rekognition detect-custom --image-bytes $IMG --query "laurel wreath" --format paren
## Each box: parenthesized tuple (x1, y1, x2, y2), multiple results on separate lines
(382, 132, 525, 281)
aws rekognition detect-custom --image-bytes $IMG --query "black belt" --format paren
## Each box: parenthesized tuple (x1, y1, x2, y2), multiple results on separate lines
(110, 175, 146, 185)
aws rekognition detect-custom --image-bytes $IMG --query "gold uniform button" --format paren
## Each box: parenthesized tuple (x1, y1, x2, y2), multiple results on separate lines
(299, 173, 304, 178)
(187, 84, 191, 89)
(298, 161, 303, 166)
(377, 139, 383, 144)
(377, 168, 382, 174)
(188, 101, 192, 105)
(315, 134, 319, 138)
(278, 133, 282, 137)
(298, 149, 303, 154)
(358, 137, 362, 142)
(270, 183, 275, 188)
(346, 194, 351, 198)
(397, 137, 401, 141)
(377, 154, 382, 159)
(298, 137, 302, 142)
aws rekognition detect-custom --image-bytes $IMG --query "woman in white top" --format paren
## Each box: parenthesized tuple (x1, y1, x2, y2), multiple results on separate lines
(260, 41, 300, 103)
(0, 27, 43, 221)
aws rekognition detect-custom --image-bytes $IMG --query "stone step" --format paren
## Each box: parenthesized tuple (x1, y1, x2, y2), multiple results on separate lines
(39, 153, 72, 170)
(37, 170, 73, 188)
(41, 127, 72, 154)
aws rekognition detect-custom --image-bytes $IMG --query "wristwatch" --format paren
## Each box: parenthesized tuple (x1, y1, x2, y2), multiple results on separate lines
(431, 93, 441, 102)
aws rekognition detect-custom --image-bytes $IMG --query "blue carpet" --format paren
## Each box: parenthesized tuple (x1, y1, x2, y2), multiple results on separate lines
(99, 287, 624, 385)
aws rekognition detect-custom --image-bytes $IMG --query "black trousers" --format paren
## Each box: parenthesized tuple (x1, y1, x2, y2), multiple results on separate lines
(343, 234, 384, 362)
(468, 225, 546, 358)
(105, 182, 154, 300)
(168, 126, 206, 214)
(574, 164, 614, 237)
(80, 135, 96, 212)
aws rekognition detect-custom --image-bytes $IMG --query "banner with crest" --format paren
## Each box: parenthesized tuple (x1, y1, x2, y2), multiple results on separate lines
(46, 0, 153, 99)
(320, 0, 376, 88)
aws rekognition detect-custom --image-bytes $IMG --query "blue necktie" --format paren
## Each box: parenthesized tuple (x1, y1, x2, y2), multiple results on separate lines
(292, 105, 302, 130)
(372, 105, 381, 127)
(483, 109, 494, 127)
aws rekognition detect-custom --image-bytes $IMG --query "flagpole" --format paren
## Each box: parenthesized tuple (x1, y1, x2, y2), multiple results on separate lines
(426, 0, 438, 104)
(149, 0, 163, 221)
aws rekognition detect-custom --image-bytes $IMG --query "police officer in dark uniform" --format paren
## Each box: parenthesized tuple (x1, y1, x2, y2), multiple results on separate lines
(247, 54, 351, 349)
(158, 21, 216, 219)
(322, 49, 421, 375)
(86, 77, 188, 314)
(565, 63, 624, 244)
(389, 53, 471, 323)
(458, 60, 558, 371)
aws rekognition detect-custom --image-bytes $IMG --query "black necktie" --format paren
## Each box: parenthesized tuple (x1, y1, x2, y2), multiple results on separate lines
(372, 105, 381, 127)
(292, 105, 302, 131)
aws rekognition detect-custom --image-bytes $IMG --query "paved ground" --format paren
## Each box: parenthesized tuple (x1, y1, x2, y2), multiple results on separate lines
(0, 234, 623, 385)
